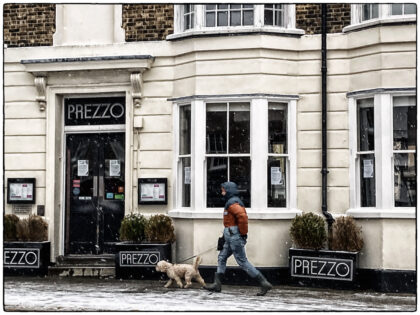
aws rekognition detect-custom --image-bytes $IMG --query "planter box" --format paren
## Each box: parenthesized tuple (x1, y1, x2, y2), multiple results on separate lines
(115, 242, 172, 279)
(289, 248, 359, 289)
(4, 241, 51, 276)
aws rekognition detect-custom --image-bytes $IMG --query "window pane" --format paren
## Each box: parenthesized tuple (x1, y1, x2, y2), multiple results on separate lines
(184, 15, 190, 30)
(360, 154, 376, 207)
(206, 103, 227, 154)
(394, 153, 416, 207)
(362, 4, 370, 21)
(231, 11, 241, 26)
(391, 4, 403, 15)
(267, 157, 287, 207)
(230, 157, 251, 207)
(371, 4, 379, 18)
(231, 4, 241, 10)
(206, 4, 216, 10)
(264, 8, 274, 25)
(181, 157, 191, 207)
(275, 9, 283, 26)
(206, 12, 215, 27)
(218, 11, 228, 26)
(404, 4, 416, 14)
(243, 4, 254, 9)
(393, 104, 417, 151)
(264, 4, 274, 10)
(179, 105, 191, 155)
(268, 103, 287, 154)
(207, 157, 228, 207)
(218, 4, 228, 10)
(243, 11, 254, 25)
(229, 103, 250, 153)
(357, 99, 374, 151)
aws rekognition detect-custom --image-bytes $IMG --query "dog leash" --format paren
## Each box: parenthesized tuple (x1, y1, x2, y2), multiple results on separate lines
(177, 246, 217, 264)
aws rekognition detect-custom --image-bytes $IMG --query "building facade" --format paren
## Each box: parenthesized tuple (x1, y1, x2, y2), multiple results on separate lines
(3, 3, 416, 291)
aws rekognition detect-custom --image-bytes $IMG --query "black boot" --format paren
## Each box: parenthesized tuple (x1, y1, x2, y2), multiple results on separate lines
(255, 273, 272, 296)
(204, 272, 223, 292)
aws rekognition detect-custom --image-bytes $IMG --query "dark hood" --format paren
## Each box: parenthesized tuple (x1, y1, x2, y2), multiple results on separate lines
(221, 181, 244, 209)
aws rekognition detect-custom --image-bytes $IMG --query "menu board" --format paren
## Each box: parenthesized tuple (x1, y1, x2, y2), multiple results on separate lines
(7, 178, 36, 204)
(138, 178, 167, 205)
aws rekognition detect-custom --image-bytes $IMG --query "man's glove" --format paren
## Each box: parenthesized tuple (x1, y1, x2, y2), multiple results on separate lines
(241, 234, 248, 240)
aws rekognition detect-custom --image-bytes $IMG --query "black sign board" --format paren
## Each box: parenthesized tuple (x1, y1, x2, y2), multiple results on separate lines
(7, 178, 36, 204)
(119, 251, 161, 267)
(65, 97, 125, 126)
(4, 248, 40, 268)
(138, 178, 168, 205)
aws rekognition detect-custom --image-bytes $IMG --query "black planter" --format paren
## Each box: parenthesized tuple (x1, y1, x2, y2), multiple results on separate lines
(289, 248, 359, 289)
(115, 242, 172, 280)
(4, 241, 51, 276)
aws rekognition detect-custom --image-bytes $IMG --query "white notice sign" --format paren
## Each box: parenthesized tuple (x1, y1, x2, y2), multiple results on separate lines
(78, 160, 89, 176)
(184, 167, 191, 184)
(363, 159, 374, 178)
(110, 160, 121, 177)
(9, 183, 33, 201)
(141, 183, 166, 202)
(271, 167, 282, 185)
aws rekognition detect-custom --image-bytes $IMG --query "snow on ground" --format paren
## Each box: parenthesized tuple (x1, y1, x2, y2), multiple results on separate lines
(3, 277, 416, 312)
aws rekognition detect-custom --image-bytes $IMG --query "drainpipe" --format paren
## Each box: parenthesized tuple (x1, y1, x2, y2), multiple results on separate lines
(321, 3, 334, 247)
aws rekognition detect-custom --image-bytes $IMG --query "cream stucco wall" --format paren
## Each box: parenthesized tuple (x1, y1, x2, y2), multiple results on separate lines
(3, 23, 416, 270)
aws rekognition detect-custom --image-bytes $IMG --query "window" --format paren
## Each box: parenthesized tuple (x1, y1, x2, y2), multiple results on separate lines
(206, 102, 251, 207)
(393, 96, 416, 207)
(205, 4, 254, 27)
(264, 4, 285, 27)
(361, 4, 379, 21)
(183, 5, 195, 31)
(179, 105, 191, 207)
(391, 3, 416, 16)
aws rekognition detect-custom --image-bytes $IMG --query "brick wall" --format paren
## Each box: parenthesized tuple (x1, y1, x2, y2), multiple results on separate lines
(296, 4, 350, 35)
(123, 4, 174, 41)
(3, 3, 55, 47)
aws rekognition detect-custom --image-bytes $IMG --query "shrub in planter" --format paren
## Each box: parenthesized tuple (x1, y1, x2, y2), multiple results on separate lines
(145, 214, 176, 243)
(119, 213, 148, 243)
(4, 214, 20, 241)
(290, 212, 327, 250)
(16, 215, 48, 242)
(331, 216, 364, 252)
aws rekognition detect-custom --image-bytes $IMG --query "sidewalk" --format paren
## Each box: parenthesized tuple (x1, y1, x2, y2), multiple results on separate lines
(3, 276, 416, 311)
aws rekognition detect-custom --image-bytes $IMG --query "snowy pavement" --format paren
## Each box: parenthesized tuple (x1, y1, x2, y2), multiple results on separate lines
(3, 276, 416, 312)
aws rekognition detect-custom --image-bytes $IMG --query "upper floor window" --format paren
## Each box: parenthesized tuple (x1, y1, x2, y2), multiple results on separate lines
(264, 4, 285, 27)
(205, 4, 254, 27)
(361, 4, 379, 21)
(391, 3, 416, 16)
(183, 4, 195, 31)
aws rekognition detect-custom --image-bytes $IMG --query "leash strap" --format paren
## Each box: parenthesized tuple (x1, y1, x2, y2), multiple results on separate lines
(177, 246, 217, 263)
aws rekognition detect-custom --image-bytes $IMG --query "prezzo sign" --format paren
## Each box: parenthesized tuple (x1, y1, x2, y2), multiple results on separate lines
(291, 256, 354, 281)
(119, 251, 161, 267)
(4, 248, 40, 268)
(65, 97, 125, 126)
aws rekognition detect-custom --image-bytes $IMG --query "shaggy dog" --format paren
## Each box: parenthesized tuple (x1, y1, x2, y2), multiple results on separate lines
(155, 256, 206, 289)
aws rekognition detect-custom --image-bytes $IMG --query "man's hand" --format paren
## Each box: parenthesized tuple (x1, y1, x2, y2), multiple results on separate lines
(241, 234, 248, 240)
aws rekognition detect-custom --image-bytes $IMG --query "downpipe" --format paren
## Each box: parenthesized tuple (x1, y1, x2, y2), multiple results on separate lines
(321, 4, 335, 247)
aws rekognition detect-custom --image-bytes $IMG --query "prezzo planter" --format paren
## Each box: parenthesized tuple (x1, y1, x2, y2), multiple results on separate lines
(4, 241, 51, 276)
(289, 248, 359, 289)
(115, 242, 172, 279)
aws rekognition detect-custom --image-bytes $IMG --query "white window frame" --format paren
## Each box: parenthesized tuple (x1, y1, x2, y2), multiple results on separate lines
(170, 4, 303, 39)
(348, 89, 416, 219)
(171, 96, 299, 220)
(345, 4, 416, 32)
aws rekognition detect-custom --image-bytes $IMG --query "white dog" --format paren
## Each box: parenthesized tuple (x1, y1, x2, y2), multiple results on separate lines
(155, 256, 206, 289)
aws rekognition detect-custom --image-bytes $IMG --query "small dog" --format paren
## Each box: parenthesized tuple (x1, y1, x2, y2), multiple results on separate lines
(155, 256, 206, 289)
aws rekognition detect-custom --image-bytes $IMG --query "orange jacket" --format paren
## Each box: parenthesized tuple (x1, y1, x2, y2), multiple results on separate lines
(223, 203, 248, 235)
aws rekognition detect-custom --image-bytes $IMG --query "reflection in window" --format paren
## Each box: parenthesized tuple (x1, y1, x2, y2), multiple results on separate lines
(264, 4, 285, 27)
(362, 4, 379, 21)
(206, 103, 250, 207)
(205, 4, 254, 27)
(267, 103, 287, 207)
(179, 105, 191, 207)
(357, 99, 375, 207)
(393, 96, 416, 207)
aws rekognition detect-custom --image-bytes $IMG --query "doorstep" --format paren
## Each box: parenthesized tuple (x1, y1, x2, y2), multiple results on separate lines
(48, 254, 115, 278)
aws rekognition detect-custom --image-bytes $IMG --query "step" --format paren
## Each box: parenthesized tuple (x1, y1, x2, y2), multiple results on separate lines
(56, 254, 115, 267)
(49, 266, 115, 277)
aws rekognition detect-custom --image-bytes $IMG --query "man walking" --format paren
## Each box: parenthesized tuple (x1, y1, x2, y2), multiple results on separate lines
(205, 181, 273, 296)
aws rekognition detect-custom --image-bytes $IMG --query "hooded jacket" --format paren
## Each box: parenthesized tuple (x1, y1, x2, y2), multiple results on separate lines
(221, 182, 248, 235)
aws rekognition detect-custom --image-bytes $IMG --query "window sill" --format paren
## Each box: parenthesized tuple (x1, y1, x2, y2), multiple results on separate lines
(168, 208, 302, 220)
(343, 16, 416, 33)
(167, 27, 305, 40)
(346, 208, 415, 219)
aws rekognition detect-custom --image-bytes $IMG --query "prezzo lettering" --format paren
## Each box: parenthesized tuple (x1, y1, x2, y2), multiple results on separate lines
(292, 256, 353, 281)
(4, 249, 40, 268)
(120, 251, 160, 266)
(67, 103, 125, 120)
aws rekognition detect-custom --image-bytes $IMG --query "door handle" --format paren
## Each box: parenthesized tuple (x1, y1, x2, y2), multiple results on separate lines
(93, 176, 98, 197)
(99, 176, 104, 198)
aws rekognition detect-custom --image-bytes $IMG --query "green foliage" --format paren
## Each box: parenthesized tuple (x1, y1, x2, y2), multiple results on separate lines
(331, 216, 364, 252)
(290, 212, 327, 250)
(4, 214, 20, 241)
(145, 214, 176, 243)
(16, 215, 48, 241)
(119, 213, 148, 242)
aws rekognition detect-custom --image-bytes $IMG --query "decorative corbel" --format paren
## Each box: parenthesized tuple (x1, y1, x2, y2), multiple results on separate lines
(34, 76, 47, 111)
(130, 72, 143, 107)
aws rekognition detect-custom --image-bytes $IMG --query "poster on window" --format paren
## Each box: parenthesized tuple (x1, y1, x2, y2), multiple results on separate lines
(184, 167, 191, 184)
(109, 160, 121, 177)
(363, 159, 374, 178)
(271, 167, 282, 185)
(78, 160, 89, 176)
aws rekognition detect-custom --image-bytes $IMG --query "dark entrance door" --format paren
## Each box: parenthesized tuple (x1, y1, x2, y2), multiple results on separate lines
(65, 132, 125, 254)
